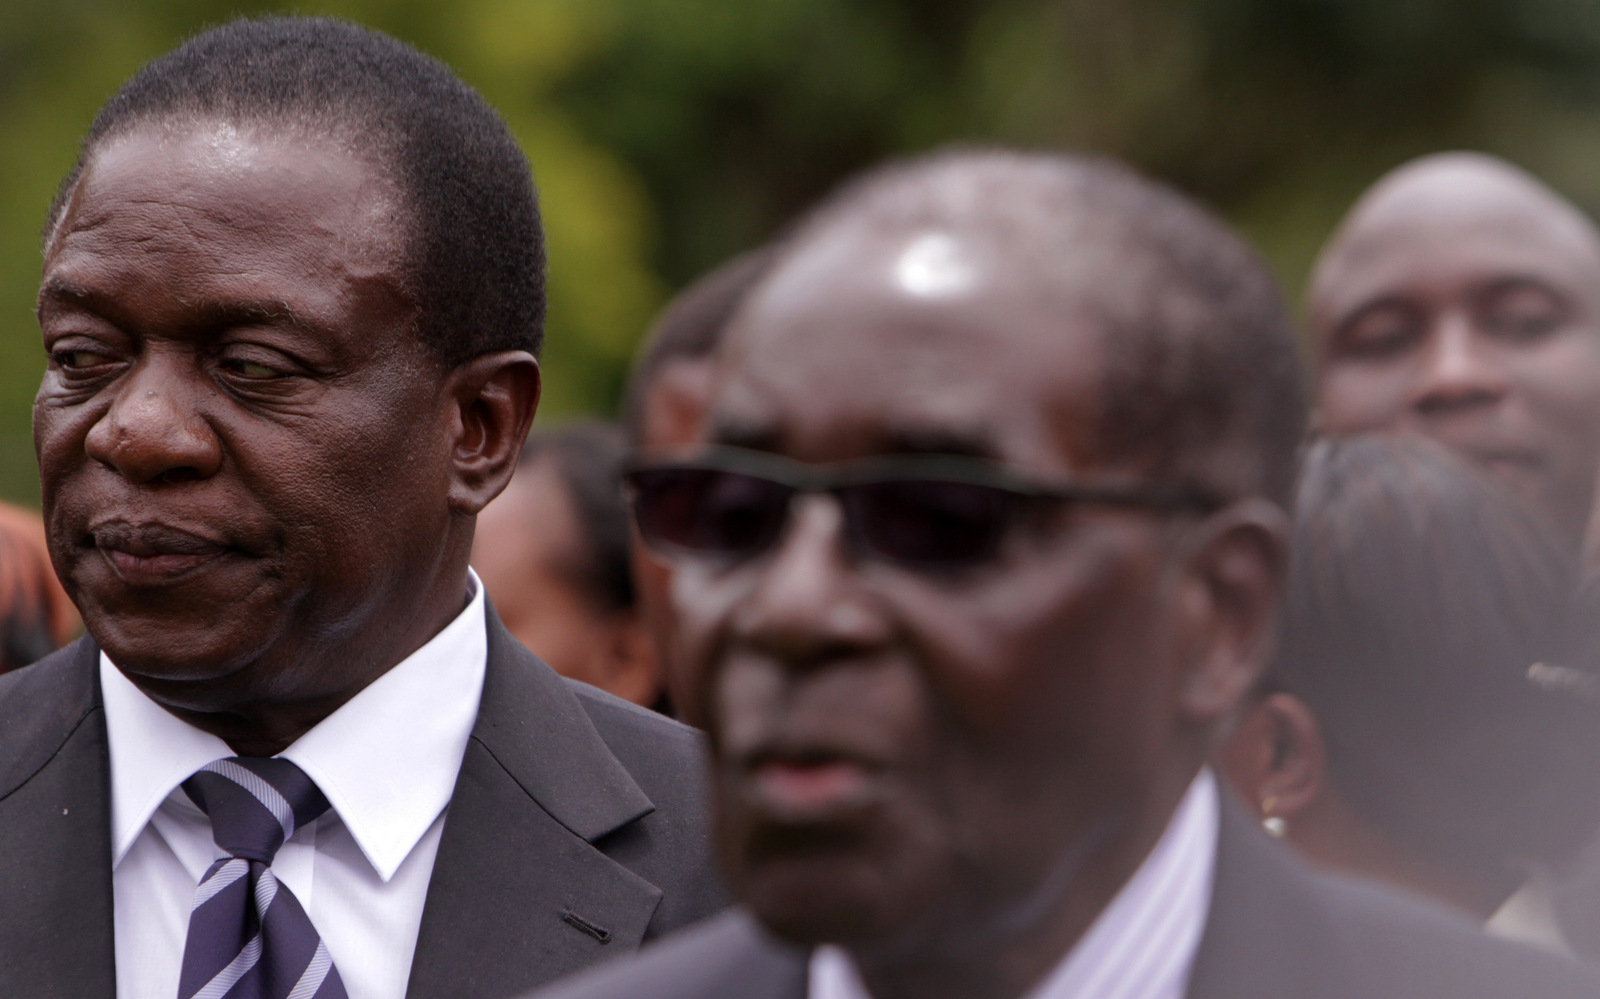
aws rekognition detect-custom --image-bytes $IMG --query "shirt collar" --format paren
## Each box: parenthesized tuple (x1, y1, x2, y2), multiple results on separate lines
(808, 768, 1220, 999)
(102, 571, 488, 883)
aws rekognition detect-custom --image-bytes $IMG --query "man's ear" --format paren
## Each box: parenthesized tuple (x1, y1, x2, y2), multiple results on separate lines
(444, 350, 541, 515)
(1173, 498, 1291, 724)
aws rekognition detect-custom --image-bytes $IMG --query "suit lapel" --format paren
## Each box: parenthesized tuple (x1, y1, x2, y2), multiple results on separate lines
(406, 603, 664, 999)
(0, 638, 117, 997)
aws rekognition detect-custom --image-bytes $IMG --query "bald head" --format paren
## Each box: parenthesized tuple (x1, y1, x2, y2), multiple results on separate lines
(1312, 153, 1600, 321)
(1309, 152, 1600, 544)
(724, 150, 1305, 507)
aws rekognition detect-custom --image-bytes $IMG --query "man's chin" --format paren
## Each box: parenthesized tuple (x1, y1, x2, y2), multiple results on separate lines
(84, 609, 270, 686)
(738, 856, 936, 948)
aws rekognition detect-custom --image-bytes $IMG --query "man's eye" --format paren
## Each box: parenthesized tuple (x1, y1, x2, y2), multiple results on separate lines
(1480, 286, 1565, 342)
(59, 350, 114, 369)
(1339, 313, 1420, 360)
(226, 359, 281, 379)
(1485, 310, 1559, 341)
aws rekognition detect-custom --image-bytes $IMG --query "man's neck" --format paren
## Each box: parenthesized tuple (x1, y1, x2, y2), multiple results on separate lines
(124, 568, 476, 757)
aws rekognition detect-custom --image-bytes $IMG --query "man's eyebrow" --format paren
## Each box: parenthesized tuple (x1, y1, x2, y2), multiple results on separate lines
(38, 277, 99, 308)
(1331, 293, 1419, 335)
(877, 427, 999, 460)
(36, 277, 126, 324)
(711, 419, 781, 452)
(709, 420, 1000, 460)
(1474, 273, 1568, 300)
(185, 298, 308, 330)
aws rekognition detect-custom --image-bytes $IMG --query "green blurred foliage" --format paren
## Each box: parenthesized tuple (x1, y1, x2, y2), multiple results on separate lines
(6, 0, 1600, 504)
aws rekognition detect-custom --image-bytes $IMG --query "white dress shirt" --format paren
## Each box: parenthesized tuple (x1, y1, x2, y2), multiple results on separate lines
(809, 769, 1220, 999)
(103, 572, 488, 999)
(1487, 872, 1575, 958)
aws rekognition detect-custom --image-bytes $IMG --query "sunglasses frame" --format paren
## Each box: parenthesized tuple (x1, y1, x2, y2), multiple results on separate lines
(624, 444, 1223, 567)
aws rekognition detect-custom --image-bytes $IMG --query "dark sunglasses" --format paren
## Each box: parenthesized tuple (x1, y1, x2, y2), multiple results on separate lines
(624, 445, 1220, 570)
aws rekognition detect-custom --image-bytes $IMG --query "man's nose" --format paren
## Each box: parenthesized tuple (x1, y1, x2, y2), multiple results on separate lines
(83, 360, 223, 485)
(1409, 313, 1511, 418)
(728, 494, 891, 666)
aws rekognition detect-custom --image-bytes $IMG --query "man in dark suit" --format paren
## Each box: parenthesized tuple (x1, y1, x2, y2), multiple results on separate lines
(1, 16, 722, 999)
(532, 150, 1600, 999)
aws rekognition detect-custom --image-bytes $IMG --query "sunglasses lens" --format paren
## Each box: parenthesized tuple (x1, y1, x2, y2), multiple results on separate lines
(629, 468, 792, 558)
(846, 480, 1011, 567)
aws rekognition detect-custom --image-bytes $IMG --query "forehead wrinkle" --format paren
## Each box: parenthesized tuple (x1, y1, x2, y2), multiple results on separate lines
(48, 148, 414, 333)
(708, 344, 1026, 466)
(717, 245, 1125, 474)
(61, 121, 408, 264)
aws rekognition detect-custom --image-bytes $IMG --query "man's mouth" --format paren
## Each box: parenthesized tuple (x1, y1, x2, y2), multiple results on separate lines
(90, 521, 232, 585)
(1463, 447, 1541, 471)
(740, 750, 883, 822)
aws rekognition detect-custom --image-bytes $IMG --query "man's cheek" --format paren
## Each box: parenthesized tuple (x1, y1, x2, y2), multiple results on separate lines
(1318, 371, 1406, 430)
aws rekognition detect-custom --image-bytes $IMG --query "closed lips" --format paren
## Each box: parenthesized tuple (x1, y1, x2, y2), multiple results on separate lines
(92, 521, 229, 556)
(91, 521, 232, 583)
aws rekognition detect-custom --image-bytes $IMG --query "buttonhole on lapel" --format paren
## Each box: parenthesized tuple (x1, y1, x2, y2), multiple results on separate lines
(562, 909, 612, 945)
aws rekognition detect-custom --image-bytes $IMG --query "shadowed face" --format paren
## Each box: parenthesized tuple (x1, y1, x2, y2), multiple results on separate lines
(631, 356, 718, 710)
(674, 223, 1211, 954)
(475, 453, 658, 705)
(34, 123, 470, 725)
(1312, 159, 1600, 543)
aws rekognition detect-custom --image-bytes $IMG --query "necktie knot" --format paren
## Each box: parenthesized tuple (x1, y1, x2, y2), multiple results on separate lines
(183, 757, 331, 865)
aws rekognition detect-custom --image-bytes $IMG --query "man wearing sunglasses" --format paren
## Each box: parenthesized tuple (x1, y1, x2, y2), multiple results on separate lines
(534, 150, 1600, 999)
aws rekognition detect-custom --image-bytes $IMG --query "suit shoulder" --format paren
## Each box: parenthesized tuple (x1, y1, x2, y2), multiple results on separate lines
(1308, 869, 1600, 997)
(0, 638, 100, 801)
(1197, 809, 1600, 999)
(527, 910, 805, 999)
(565, 679, 706, 771)
(0, 638, 86, 704)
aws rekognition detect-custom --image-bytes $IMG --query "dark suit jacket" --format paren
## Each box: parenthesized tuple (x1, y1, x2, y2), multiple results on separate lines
(528, 796, 1600, 999)
(0, 603, 727, 998)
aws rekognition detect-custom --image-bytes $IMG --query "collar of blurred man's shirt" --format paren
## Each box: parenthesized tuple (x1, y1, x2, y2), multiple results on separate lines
(808, 768, 1219, 999)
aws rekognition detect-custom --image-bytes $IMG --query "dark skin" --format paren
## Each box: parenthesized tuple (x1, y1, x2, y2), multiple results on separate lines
(1311, 153, 1600, 545)
(674, 222, 1287, 999)
(473, 455, 659, 705)
(630, 355, 717, 711)
(35, 122, 539, 756)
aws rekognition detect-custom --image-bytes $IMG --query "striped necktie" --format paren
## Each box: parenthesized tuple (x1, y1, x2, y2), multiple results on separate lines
(177, 757, 348, 999)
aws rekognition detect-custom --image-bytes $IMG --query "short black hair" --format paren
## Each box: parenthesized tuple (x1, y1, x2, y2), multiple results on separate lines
(520, 421, 635, 614)
(1276, 434, 1600, 875)
(762, 149, 1305, 507)
(620, 247, 774, 444)
(47, 15, 543, 367)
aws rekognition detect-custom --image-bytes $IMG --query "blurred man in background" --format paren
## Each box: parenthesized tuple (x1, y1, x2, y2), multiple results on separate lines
(1218, 434, 1600, 952)
(534, 150, 1600, 999)
(620, 248, 771, 711)
(1310, 150, 1600, 963)
(474, 421, 665, 709)
(0, 500, 77, 673)
(1309, 152, 1600, 547)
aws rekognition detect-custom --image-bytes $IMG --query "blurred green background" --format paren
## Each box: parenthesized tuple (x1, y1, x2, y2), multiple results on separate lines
(6, 0, 1600, 505)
